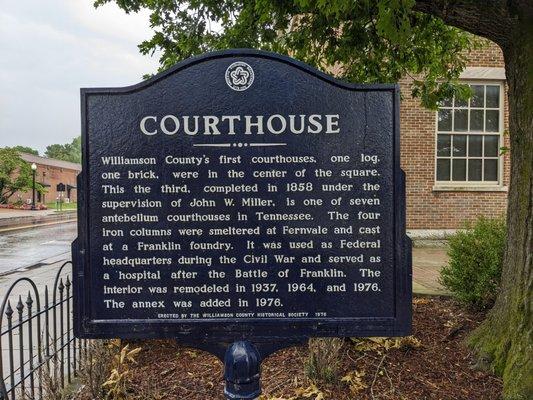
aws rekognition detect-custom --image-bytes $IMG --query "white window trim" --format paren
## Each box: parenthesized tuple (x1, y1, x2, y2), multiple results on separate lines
(459, 67, 506, 80)
(432, 185, 508, 192)
(433, 80, 506, 192)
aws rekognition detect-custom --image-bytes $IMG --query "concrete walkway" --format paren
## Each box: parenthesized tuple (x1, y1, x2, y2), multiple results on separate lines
(0, 208, 76, 231)
(412, 247, 450, 295)
(0, 208, 57, 219)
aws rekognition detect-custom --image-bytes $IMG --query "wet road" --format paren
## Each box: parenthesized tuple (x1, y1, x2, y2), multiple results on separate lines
(0, 223, 77, 275)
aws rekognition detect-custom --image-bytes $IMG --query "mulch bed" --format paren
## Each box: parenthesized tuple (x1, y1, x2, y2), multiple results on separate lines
(97, 297, 503, 399)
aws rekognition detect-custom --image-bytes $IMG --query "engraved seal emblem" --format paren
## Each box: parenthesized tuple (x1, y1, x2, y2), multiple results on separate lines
(225, 61, 254, 91)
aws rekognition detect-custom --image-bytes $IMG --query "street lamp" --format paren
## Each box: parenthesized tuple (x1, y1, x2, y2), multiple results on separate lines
(31, 163, 37, 211)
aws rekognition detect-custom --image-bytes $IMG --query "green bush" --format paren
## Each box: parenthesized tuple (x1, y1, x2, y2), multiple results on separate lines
(439, 216, 506, 309)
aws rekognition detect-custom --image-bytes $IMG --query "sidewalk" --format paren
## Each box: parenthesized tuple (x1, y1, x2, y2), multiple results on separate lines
(0, 208, 76, 230)
(0, 208, 57, 218)
(0, 255, 70, 300)
(412, 247, 450, 295)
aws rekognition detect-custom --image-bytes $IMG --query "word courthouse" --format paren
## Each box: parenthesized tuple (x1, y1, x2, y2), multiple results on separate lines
(139, 114, 341, 136)
(73, 50, 411, 349)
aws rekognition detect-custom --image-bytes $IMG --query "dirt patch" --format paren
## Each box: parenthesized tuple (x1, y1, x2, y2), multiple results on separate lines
(79, 297, 502, 399)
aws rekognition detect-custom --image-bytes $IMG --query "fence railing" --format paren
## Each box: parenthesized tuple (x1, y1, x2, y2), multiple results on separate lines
(0, 261, 88, 400)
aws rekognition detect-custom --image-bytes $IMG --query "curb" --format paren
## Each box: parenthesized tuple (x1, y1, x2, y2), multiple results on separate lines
(412, 281, 451, 297)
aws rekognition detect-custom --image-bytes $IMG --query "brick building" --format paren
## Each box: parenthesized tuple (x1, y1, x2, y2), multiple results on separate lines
(17, 153, 81, 205)
(400, 40, 509, 229)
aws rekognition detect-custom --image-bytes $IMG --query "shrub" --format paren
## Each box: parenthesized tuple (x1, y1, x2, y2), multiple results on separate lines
(439, 216, 506, 309)
(305, 338, 344, 383)
(103, 341, 142, 400)
(77, 340, 116, 400)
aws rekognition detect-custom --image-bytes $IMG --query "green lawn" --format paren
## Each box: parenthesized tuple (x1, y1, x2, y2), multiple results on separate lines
(46, 201, 77, 211)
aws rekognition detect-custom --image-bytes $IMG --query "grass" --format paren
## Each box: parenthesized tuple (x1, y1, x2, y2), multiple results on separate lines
(46, 201, 77, 211)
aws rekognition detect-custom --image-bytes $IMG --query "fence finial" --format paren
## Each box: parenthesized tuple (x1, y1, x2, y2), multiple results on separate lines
(5, 301, 13, 318)
(26, 291, 33, 308)
(16, 296, 24, 315)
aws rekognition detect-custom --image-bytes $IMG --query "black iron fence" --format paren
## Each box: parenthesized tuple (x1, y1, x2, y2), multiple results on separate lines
(0, 261, 88, 399)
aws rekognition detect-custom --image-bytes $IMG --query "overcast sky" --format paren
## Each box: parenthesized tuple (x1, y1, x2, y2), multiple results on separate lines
(0, 0, 159, 154)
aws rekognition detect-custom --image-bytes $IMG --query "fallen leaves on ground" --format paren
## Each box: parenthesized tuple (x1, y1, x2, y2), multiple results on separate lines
(74, 297, 502, 400)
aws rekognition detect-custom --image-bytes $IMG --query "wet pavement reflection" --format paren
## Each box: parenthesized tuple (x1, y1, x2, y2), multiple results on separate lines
(0, 223, 77, 275)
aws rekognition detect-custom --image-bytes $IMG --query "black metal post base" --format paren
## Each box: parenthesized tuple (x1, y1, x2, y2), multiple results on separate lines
(224, 341, 261, 400)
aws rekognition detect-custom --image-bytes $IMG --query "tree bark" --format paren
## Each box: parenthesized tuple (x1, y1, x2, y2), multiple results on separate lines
(468, 21, 533, 399)
(414, 2, 533, 398)
(414, 0, 516, 44)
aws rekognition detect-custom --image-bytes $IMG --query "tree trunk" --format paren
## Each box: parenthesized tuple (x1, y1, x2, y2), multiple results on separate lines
(468, 21, 533, 400)
(413, 3, 532, 396)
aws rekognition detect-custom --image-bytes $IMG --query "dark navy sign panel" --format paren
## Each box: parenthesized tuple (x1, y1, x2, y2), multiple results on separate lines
(74, 49, 411, 351)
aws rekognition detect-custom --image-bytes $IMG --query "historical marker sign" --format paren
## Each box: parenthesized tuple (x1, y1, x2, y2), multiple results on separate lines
(73, 50, 411, 351)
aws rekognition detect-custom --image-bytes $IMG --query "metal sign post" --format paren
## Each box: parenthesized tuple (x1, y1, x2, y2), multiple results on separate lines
(224, 341, 261, 400)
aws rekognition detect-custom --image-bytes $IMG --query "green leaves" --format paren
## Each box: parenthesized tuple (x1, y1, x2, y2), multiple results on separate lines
(439, 216, 506, 309)
(376, 0, 415, 44)
(0, 147, 43, 204)
(44, 136, 81, 164)
(11, 146, 39, 156)
(96, 0, 477, 108)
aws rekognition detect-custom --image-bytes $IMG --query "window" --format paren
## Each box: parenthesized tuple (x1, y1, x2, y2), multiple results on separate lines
(435, 83, 503, 187)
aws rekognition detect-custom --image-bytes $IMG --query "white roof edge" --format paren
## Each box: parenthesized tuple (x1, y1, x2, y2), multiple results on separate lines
(460, 67, 506, 80)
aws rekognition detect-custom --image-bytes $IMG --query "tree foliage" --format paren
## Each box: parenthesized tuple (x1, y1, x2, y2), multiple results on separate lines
(44, 136, 81, 164)
(0, 147, 43, 204)
(440, 217, 506, 309)
(95, 0, 477, 109)
(12, 146, 39, 156)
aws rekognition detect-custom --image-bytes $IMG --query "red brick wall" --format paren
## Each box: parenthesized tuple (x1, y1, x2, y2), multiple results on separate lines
(12, 164, 79, 206)
(37, 164, 79, 204)
(401, 40, 510, 229)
